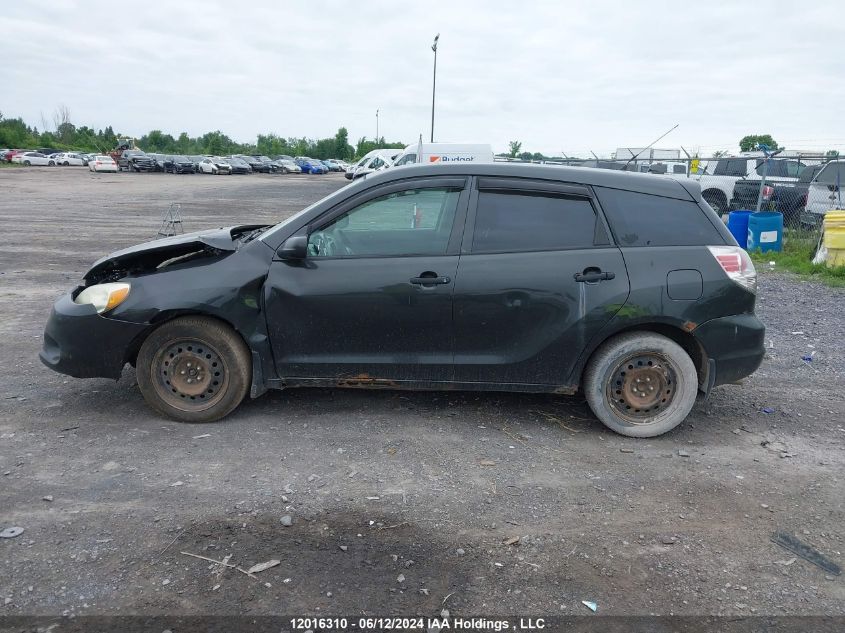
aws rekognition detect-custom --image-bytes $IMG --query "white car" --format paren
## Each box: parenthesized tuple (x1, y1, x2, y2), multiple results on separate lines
(352, 149, 402, 180)
(14, 151, 55, 166)
(801, 160, 845, 227)
(54, 152, 87, 166)
(197, 158, 220, 174)
(88, 155, 118, 173)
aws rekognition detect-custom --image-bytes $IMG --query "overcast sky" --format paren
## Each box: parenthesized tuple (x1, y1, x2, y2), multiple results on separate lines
(3, 0, 844, 157)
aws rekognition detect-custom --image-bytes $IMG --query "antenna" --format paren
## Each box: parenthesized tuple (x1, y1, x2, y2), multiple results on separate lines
(590, 150, 599, 160)
(622, 124, 679, 170)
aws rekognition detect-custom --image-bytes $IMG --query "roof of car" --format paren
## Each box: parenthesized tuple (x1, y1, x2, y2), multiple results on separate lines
(362, 163, 701, 201)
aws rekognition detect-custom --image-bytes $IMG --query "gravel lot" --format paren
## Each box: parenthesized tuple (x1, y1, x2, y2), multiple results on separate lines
(0, 167, 843, 618)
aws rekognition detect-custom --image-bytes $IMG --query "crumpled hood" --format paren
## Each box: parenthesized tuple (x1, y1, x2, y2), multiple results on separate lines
(84, 225, 268, 282)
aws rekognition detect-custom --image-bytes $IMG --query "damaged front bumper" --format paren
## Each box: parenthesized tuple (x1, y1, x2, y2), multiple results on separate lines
(39, 292, 149, 379)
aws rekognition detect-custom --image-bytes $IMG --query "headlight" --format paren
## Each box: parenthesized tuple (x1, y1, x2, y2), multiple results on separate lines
(74, 282, 131, 313)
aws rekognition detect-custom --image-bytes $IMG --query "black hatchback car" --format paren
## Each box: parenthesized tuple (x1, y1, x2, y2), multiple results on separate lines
(40, 164, 764, 437)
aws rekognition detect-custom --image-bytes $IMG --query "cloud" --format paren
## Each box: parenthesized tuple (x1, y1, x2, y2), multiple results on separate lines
(3, 0, 844, 155)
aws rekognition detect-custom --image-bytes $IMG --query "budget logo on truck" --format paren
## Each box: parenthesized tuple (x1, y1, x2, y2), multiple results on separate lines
(429, 155, 476, 163)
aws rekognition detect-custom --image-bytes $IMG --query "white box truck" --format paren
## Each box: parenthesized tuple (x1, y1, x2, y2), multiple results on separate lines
(392, 143, 494, 167)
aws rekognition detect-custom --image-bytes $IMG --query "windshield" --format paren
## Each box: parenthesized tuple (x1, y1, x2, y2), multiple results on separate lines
(173, 155, 189, 161)
(393, 153, 417, 166)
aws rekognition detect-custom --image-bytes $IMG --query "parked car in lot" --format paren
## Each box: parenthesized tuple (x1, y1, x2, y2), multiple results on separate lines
(225, 157, 252, 174)
(321, 159, 345, 172)
(14, 151, 55, 166)
(147, 153, 167, 172)
(678, 154, 806, 215)
(801, 160, 845, 228)
(727, 157, 811, 226)
(53, 152, 87, 166)
(345, 155, 370, 179)
(295, 157, 327, 174)
(4, 149, 24, 162)
(164, 155, 196, 174)
(197, 157, 231, 174)
(352, 149, 402, 179)
(273, 158, 301, 174)
(252, 156, 279, 173)
(88, 155, 118, 173)
(40, 163, 764, 437)
(234, 155, 270, 173)
(118, 150, 155, 172)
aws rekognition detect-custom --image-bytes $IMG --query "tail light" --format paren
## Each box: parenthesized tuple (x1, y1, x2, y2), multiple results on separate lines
(708, 245, 757, 294)
(762, 185, 774, 201)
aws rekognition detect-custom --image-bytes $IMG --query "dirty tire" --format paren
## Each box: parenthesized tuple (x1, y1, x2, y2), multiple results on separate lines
(702, 190, 727, 214)
(583, 332, 697, 438)
(137, 316, 251, 423)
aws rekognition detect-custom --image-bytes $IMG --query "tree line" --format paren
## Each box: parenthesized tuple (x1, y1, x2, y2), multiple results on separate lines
(0, 109, 405, 160)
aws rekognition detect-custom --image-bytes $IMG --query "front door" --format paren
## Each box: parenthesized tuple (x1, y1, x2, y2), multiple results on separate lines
(453, 179, 630, 386)
(265, 179, 469, 383)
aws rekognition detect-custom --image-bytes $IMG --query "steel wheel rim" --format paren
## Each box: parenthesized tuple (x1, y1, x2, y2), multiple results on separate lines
(605, 352, 677, 424)
(151, 338, 229, 412)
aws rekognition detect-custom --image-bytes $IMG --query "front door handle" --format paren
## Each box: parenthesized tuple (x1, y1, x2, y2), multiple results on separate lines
(410, 272, 451, 285)
(574, 268, 615, 283)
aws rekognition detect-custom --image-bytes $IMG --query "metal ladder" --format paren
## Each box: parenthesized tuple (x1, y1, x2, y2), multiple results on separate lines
(157, 203, 184, 238)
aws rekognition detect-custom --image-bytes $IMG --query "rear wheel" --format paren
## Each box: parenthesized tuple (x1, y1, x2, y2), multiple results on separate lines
(136, 316, 251, 423)
(583, 332, 698, 437)
(703, 190, 728, 215)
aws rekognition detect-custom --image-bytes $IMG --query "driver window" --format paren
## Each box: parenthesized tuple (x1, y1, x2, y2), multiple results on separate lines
(308, 187, 461, 258)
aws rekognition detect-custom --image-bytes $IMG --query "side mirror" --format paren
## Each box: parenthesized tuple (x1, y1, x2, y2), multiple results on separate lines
(278, 235, 308, 260)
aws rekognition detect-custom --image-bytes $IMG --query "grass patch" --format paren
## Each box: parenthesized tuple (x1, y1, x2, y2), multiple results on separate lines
(0, 161, 23, 168)
(749, 230, 845, 287)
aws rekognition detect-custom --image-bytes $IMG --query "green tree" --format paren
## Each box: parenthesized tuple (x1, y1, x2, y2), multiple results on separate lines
(333, 127, 350, 159)
(826, 149, 840, 159)
(508, 141, 522, 158)
(739, 134, 779, 152)
(518, 151, 532, 161)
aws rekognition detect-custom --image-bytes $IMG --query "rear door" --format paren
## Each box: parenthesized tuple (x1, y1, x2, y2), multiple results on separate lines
(452, 178, 630, 386)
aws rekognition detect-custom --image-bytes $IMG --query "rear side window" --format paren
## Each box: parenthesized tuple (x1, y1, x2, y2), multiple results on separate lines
(714, 159, 748, 176)
(594, 187, 724, 247)
(472, 191, 596, 253)
(755, 159, 804, 178)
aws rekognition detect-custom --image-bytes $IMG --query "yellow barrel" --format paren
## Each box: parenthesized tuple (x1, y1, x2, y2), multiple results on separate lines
(823, 211, 845, 266)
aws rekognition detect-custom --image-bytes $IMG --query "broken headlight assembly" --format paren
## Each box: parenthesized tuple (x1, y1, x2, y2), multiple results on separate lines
(73, 282, 131, 313)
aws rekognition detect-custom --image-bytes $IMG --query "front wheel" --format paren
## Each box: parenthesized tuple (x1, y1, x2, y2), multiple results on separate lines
(136, 316, 252, 423)
(583, 332, 698, 437)
(24, 160, 31, 166)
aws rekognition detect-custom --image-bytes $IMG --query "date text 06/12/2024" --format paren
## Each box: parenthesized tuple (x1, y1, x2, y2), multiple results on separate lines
(289, 617, 547, 630)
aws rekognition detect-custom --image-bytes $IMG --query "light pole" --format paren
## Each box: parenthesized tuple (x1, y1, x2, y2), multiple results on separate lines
(375, 108, 379, 146)
(430, 33, 439, 143)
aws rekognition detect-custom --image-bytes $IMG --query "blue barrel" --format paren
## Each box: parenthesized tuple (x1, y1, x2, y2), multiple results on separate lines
(747, 211, 783, 253)
(727, 210, 753, 248)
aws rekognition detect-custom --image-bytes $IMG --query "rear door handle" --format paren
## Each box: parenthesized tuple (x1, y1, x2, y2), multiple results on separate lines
(574, 269, 615, 283)
(410, 275, 451, 285)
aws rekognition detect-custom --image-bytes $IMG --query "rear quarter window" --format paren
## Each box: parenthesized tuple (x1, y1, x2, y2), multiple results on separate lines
(594, 187, 725, 247)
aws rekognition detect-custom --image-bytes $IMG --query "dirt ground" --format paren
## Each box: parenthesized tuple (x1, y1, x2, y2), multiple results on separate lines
(0, 167, 843, 618)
